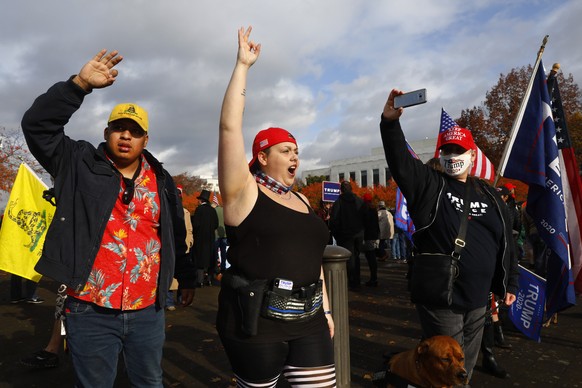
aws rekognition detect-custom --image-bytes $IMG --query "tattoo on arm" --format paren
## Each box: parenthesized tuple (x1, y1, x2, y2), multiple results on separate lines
(241, 88, 246, 96)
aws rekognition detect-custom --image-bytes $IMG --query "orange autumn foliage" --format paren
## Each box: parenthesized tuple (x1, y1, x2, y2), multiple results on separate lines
(181, 193, 199, 213)
(299, 180, 399, 212)
(299, 177, 528, 215)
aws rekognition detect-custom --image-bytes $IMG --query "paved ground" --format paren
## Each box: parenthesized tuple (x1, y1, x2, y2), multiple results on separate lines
(1, 260, 581, 387)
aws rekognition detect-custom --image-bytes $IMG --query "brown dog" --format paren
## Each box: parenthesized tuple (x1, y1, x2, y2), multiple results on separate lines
(388, 335, 468, 388)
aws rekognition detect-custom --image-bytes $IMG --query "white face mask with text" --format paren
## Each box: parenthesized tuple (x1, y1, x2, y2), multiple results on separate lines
(439, 151, 472, 177)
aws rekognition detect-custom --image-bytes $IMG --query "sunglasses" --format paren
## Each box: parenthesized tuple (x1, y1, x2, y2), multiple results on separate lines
(122, 177, 135, 205)
(108, 123, 146, 138)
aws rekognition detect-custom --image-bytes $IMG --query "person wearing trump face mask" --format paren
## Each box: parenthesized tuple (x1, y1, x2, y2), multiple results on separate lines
(439, 142, 474, 176)
(378, 89, 519, 382)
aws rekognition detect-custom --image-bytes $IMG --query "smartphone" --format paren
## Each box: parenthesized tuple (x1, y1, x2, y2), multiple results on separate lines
(394, 88, 427, 109)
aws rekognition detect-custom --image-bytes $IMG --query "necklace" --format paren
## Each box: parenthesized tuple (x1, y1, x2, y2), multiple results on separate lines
(278, 191, 292, 200)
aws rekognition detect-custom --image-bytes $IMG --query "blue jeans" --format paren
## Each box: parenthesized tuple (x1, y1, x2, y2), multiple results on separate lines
(398, 232, 408, 260)
(65, 298, 165, 388)
(391, 234, 401, 259)
(166, 290, 175, 308)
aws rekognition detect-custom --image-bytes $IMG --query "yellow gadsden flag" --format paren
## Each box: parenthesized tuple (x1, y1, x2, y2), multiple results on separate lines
(0, 164, 54, 282)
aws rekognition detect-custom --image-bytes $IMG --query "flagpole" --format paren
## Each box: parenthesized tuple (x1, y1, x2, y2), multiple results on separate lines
(21, 163, 49, 190)
(494, 35, 549, 186)
(547, 63, 560, 95)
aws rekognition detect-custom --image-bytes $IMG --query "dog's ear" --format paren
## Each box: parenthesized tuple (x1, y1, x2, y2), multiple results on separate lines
(416, 341, 430, 355)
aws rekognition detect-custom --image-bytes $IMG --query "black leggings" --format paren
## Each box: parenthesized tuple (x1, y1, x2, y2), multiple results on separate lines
(221, 327, 336, 387)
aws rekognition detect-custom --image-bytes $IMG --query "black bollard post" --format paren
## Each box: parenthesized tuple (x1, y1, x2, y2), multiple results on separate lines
(322, 245, 351, 387)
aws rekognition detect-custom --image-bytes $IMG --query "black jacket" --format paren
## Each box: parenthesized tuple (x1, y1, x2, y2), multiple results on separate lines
(379, 118, 518, 298)
(21, 78, 196, 307)
(191, 202, 219, 269)
(363, 204, 380, 241)
(329, 192, 365, 240)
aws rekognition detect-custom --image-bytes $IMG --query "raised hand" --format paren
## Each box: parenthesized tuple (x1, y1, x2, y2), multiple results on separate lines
(382, 88, 404, 121)
(74, 49, 123, 92)
(237, 26, 261, 68)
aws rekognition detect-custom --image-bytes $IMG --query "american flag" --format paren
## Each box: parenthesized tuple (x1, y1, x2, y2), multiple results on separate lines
(434, 109, 495, 181)
(548, 68, 582, 294)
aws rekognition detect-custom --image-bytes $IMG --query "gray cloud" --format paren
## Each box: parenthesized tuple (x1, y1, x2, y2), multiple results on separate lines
(1, 0, 580, 179)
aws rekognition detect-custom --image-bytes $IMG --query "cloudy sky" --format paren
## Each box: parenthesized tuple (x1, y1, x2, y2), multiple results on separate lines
(1, 0, 581, 179)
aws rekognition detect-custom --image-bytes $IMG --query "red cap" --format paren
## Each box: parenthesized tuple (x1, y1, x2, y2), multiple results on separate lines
(504, 183, 517, 190)
(363, 193, 373, 203)
(497, 186, 511, 196)
(249, 127, 297, 169)
(439, 127, 475, 152)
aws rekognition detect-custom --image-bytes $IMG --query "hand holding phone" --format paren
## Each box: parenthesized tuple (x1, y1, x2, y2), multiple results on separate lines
(394, 88, 427, 109)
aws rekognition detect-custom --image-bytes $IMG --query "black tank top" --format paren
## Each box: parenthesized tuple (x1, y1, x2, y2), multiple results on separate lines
(218, 189, 329, 342)
(225, 189, 329, 286)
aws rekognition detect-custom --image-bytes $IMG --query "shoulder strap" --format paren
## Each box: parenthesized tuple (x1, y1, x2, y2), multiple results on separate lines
(452, 180, 472, 260)
(291, 191, 311, 208)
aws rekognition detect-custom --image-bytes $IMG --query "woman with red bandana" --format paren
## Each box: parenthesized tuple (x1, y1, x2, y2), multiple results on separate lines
(216, 27, 336, 387)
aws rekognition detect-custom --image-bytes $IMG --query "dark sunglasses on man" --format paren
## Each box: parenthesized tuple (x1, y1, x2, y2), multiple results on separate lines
(108, 122, 146, 138)
(122, 177, 135, 205)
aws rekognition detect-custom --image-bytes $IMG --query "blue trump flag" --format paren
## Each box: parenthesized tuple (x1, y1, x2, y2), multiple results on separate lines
(509, 265, 546, 342)
(499, 59, 575, 317)
(394, 142, 418, 240)
(394, 187, 415, 240)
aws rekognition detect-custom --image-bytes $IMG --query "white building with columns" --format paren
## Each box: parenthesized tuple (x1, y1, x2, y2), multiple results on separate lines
(301, 138, 437, 187)
(200, 175, 219, 192)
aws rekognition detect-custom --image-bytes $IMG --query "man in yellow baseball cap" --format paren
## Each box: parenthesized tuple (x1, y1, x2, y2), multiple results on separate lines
(21, 49, 196, 387)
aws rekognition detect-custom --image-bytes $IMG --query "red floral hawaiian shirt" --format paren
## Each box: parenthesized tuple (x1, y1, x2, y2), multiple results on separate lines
(69, 156, 161, 310)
